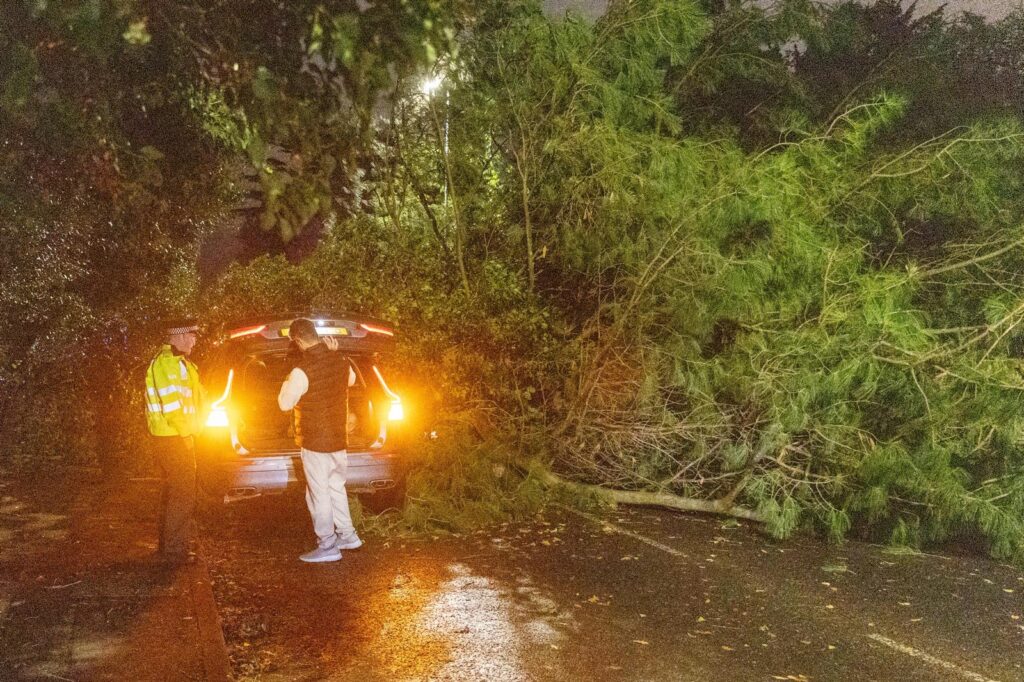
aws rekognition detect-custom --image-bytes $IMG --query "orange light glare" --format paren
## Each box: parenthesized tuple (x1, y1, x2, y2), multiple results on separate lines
(206, 406, 229, 428)
(229, 324, 266, 339)
(360, 323, 394, 337)
(205, 369, 234, 428)
(373, 365, 404, 421)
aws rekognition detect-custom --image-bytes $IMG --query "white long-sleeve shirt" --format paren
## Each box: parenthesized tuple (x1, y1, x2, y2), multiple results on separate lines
(277, 367, 310, 411)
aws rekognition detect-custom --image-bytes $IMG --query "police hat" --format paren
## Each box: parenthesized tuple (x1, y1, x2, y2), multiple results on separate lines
(164, 318, 200, 336)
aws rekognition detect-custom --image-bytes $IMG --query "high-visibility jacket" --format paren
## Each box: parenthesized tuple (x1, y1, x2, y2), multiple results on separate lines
(145, 344, 205, 437)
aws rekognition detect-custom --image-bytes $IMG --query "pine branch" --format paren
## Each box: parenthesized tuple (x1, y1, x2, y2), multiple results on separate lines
(918, 234, 1024, 279)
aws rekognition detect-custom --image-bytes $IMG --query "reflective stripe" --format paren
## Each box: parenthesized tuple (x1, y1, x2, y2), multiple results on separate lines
(183, 406, 196, 414)
(147, 387, 158, 396)
(147, 403, 162, 412)
(161, 400, 182, 413)
(157, 384, 191, 397)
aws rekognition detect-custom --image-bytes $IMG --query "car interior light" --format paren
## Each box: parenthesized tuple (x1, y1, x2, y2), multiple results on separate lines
(205, 368, 234, 428)
(360, 323, 394, 337)
(229, 324, 267, 339)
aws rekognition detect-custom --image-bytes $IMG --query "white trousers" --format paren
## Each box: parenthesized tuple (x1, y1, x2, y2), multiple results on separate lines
(299, 448, 355, 548)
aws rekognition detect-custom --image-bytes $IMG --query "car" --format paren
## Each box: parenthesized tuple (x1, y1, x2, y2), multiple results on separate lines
(196, 313, 408, 511)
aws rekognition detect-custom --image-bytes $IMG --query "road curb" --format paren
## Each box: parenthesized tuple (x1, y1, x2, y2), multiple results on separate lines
(187, 557, 232, 682)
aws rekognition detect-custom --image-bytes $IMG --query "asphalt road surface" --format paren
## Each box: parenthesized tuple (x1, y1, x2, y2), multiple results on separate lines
(203, 493, 1024, 681)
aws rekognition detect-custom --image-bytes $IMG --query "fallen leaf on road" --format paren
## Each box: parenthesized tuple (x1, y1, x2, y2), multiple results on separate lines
(633, 640, 649, 645)
(721, 645, 734, 651)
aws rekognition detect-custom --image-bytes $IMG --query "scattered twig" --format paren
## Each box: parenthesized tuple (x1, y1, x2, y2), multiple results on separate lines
(44, 580, 81, 590)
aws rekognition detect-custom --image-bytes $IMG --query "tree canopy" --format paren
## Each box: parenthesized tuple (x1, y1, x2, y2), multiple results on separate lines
(3, 0, 1024, 560)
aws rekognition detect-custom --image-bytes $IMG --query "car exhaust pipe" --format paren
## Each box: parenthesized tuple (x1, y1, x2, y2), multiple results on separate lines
(370, 479, 395, 490)
(224, 487, 261, 503)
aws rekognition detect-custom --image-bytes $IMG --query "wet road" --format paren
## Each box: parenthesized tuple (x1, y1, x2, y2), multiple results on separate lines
(203, 493, 1024, 681)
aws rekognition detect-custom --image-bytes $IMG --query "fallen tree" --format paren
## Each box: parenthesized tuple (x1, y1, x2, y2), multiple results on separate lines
(535, 467, 765, 523)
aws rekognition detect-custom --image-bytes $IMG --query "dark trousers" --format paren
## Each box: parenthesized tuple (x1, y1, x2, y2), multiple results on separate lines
(153, 435, 196, 557)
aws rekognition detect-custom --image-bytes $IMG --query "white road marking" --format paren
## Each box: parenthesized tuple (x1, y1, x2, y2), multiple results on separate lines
(866, 634, 1001, 682)
(557, 505, 688, 558)
(560, 504, 1003, 682)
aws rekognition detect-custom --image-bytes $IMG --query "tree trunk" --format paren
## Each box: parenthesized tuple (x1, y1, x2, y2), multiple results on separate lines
(536, 468, 764, 523)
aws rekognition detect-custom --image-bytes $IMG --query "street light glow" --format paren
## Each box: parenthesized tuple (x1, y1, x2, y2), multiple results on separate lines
(421, 75, 444, 95)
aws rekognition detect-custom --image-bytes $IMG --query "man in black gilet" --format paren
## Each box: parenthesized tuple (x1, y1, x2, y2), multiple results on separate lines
(277, 318, 362, 563)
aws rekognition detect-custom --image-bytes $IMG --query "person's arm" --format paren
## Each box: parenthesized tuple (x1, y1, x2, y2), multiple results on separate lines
(278, 367, 309, 411)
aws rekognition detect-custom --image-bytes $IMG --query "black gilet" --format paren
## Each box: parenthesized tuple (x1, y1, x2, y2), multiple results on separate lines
(293, 344, 349, 452)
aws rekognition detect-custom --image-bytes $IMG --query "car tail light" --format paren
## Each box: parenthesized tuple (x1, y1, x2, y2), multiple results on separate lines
(360, 323, 394, 337)
(205, 369, 234, 428)
(229, 324, 266, 339)
(372, 365, 404, 421)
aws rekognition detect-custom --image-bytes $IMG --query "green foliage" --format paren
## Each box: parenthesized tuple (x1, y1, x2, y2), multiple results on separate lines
(399, 435, 552, 533)
(5, 0, 1024, 562)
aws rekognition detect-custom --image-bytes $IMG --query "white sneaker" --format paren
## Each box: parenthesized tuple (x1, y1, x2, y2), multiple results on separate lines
(300, 545, 342, 563)
(335, 532, 363, 550)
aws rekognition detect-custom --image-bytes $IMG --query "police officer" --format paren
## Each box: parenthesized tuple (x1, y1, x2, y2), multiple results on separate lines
(145, 318, 205, 565)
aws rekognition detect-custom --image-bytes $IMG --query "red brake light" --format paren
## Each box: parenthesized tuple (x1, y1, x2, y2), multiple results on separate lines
(360, 323, 394, 337)
(229, 324, 267, 339)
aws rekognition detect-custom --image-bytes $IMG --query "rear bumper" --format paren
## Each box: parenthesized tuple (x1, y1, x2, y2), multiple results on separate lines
(202, 447, 404, 502)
